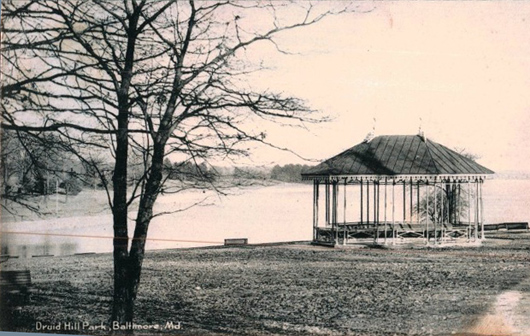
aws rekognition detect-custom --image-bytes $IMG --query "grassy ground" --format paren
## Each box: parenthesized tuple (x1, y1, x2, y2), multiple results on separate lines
(1, 233, 530, 336)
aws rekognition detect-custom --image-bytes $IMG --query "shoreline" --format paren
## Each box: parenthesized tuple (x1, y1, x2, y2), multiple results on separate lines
(3, 230, 530, 260)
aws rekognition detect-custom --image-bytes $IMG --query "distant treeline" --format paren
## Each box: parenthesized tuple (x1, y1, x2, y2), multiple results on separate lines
(2, 130, 315, 198)
(164, 161, 314, 184)
(270, 164, 312, 183)
(164, 160, 218, 182)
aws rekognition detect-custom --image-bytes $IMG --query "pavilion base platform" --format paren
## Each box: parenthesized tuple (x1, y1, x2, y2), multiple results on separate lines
(314, 222, 483, 248)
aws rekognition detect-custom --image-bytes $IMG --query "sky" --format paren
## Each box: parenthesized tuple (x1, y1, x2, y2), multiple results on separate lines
(237, 1, 530, 173)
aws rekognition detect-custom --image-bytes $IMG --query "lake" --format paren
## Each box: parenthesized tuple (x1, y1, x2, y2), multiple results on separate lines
(1, 179, 529, 257)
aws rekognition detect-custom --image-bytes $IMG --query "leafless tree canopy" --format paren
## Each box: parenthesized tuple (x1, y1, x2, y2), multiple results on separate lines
(1, 0, 348, 205)
(1, 0, 353, 324)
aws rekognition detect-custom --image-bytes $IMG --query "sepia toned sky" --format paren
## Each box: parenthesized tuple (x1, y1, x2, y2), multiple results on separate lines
(241, 1, 530, 172)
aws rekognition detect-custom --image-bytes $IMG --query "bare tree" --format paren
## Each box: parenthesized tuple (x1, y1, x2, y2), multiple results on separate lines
(415, 185, 471, 225)
(1, 0, 353, 325)
(415, 148, 480, 225)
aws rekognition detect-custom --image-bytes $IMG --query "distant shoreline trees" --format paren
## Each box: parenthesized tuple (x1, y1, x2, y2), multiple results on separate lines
(1, 129, 86, 200)
(271, 164, 312, 183)
(162, 160, 314, 184)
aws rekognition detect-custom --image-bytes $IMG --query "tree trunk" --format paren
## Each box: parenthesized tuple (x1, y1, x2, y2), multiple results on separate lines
(112, 258, 135, 325)
(111, 95, 133, 325)
(111, 141, 166, 327)
(111, 8, 141, 326)
(111, 111, 132, 325)
(129, 142, 166, 294)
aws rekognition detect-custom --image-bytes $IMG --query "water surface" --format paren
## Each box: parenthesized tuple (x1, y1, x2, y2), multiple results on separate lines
(1, 179, 528, 257)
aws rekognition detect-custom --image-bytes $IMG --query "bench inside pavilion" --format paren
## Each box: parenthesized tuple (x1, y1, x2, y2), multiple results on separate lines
(301, 134, 494, 246)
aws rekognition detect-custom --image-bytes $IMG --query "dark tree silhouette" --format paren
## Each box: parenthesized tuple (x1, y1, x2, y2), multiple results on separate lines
(415, 149, 480, 224)
(1, 0, 354, 325)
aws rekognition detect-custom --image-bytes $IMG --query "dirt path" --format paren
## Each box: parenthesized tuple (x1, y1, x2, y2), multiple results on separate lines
(466, 276, 530, 336)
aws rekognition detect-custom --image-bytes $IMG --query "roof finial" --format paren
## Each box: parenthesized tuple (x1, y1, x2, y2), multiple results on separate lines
(418, 117, 426, 141)
(363, 118, 377, 143)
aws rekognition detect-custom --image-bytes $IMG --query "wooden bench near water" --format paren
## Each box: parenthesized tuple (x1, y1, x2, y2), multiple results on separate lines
(224, 238, 248, 246)
(483, 222, 529, 231)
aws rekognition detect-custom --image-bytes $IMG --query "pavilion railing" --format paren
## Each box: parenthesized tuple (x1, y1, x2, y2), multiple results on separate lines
(315, 221, 478, 245)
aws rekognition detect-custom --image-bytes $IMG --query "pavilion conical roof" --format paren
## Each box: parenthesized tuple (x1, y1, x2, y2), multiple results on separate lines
(302, 135, 494, 178)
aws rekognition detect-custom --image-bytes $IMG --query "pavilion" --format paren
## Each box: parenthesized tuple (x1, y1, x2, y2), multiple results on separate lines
(301, 134, 494, 246)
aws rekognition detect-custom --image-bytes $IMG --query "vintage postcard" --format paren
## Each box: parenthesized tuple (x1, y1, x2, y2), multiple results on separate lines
(1, 1, 529, 335)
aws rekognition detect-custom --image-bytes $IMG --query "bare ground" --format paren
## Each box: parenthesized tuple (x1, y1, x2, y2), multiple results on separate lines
(1, 233, 530, 336)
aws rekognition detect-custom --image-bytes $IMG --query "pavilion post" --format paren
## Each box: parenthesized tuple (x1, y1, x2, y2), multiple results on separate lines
(377, 181, 380, 243)
(312, 181, 316, 241)
(392, 179, 395, 245)
(468, 180, 472, 241)
(480, 179, 485, 241)
(343, 179, 347, 245)
(403, 181, 406, 226)
(454, 180, 459, 224)
(440, 180, 445, 244)
(373, 180, 376, 223)
(343, 180, 347, 223)
(425, 180, 431, 245)
(434, 179, 438, 244)
(333, 181, 338, 245)
(325, 181, 330, 226)
(417, 181, 420, 226)
(455, 182, 458, 224)
(313, 180, 319, 242)
(384, 178, 388, 245)
(367, 180, 370, 227)
(444, 181, 448, 224)
(455, 181, 462, 224)
(410, 178, 413, 224)
(374, 181, 379, 244)
(475, 180, 479, 242)
(448, 181, 453, 224)
(377, 182, 380, 223)
(360, 178, 364, 225)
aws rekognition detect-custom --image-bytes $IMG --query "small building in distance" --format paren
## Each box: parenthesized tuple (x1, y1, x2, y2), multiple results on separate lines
(301, 134, 494, 246)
